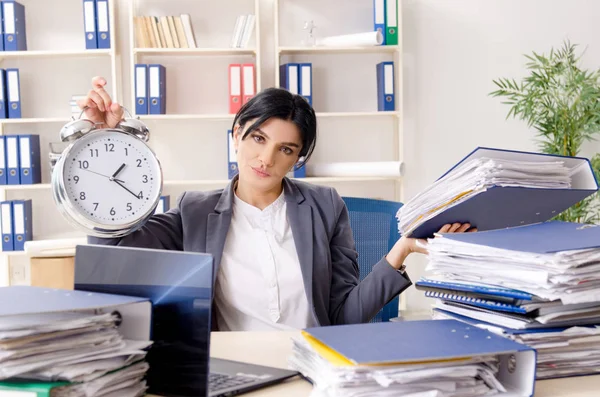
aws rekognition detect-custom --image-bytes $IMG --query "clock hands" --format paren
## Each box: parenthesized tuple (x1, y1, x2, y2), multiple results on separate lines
(80, 168, 125, 183)
(110, 163, 126, 181)
(79, 163, 141, 200)
(113, 179, 141, 200)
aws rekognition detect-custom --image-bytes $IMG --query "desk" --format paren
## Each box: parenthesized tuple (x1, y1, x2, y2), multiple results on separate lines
(152, 331, 600, 397)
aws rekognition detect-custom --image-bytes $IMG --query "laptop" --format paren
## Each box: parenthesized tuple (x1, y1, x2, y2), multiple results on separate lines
(73, 244, 299, 397)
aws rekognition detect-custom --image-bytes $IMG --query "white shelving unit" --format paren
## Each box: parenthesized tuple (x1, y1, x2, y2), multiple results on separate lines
(0, 0, 120, 286)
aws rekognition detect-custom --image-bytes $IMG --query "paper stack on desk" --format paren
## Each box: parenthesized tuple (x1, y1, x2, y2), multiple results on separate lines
(418, 220, 600, 379)
(0, 286, 152, 396)
(396, 147, 598, 238)
(288, 320, 536, 397)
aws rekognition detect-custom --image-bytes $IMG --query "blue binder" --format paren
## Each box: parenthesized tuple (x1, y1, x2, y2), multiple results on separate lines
(2, 1, 26, 51)
(5, 68, 20, 118)
(5, 135, 19, 184)
(408, 147, 600, 238)
(0, 5, 4, 51)
(95, 0, 110, 49)
(0, 69, 7, 119)
(148, 64, 166, 114)
(279, 63, 299, 94)
(18, 134, 40, 184)
(303, 319, 536, 395)
(287, 166, 306, 178)
(227, 129, 238, 179)
(425, 290, 529, 314)
(299, 63, 312, 105)
(11, 199, 31, 251)
(134, 64, 148, 115)
(83, 0, 97, 49)
(376, 61, 395, 111)
(154, 195, 170, 214)
(0, 201, 13, 251)
(416, 278, 534, 304)
(0, 136, 6, 185)
(373, 0, 386, 45)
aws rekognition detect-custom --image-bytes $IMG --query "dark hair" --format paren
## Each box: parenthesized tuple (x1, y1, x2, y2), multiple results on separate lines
(231, 87, 317, 168)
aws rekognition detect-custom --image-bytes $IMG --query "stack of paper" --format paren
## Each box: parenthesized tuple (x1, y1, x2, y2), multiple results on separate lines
(0, 309, 151, 396)
(288, 320, 536, 397)
(397, 156, 571, 236)
(419, 220, 600, 379)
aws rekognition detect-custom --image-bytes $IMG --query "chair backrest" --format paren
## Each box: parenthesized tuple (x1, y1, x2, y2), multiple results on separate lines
(342, 196, 403, 322)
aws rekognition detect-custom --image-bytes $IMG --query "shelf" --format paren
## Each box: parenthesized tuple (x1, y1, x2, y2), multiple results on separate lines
(138, 114, 235, 121)
(278, 46, 400, 55)
(1, 117, 70, 124)
(133, 48, 256, 56)
(0, 49, 112, 60)
(1, 251, 26, 256)
(1, 184, 51, 190)
(316, 111, 400, 118)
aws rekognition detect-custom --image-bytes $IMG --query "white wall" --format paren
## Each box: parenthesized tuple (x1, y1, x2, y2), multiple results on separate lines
(401, 0, 600, 313)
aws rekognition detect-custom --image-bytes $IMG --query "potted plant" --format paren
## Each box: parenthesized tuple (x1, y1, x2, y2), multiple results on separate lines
(490, 40, 600, 223)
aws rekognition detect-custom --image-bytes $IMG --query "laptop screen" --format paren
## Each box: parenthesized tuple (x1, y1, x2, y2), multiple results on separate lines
(74, 244, 214, 397)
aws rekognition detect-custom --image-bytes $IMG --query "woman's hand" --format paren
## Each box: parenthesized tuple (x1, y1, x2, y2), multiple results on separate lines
(385, 222, 477, 270)
(77, 76, 124, 128)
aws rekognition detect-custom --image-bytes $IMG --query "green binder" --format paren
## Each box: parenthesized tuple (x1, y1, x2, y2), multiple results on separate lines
(0, 379, 70, 396)
(385, 0, 398, 45)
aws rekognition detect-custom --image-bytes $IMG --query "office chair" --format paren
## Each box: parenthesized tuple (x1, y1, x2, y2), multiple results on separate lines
(342, 196, 403, 322)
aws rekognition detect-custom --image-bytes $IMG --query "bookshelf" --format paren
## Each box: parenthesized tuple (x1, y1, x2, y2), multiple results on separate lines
(0, 0, 120, 286)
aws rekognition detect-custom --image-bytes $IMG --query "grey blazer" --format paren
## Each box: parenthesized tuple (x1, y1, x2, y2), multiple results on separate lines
(88, 177, 412, 327)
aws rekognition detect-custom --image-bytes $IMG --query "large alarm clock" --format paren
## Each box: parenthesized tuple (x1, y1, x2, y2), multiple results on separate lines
(52, 108, 163, 238)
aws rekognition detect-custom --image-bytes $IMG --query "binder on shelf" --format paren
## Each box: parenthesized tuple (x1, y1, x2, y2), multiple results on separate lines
(1, 200, 14, 251)
(229, 64, 242, 114)
(279, 63, 299, 95)
(300, 320, 536, 396)
(373, 0, 386, 45)
(405, 147, 599, 239)
(385, 0, 398, 45)
(154, 195, 170, 214)
(376, 61, 395, 111)
(299, 63, 312, 106)
(287, 166, 306, 179)
(0, 136, 6, 185)
(18, 134, 41, 184)
(95, 0, 110, 49)
(6, 68, 21, 118)
(227, 129, 238, 179)
(135, 64, 148, 115)
(0, 69, 6, 118)
(3, 0, 27, 51)
(5, 135, 19, 184)
(241, 63, 256, 105)
(0, 5, 4, 51)
(82, 0, 97, 49)
(148, 64, 166, 115)
(12, 199, 32, 251)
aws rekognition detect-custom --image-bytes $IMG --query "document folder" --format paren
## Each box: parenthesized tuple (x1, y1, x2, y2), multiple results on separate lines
(303, 319, 536, 396)
(406, 147, 599, 238)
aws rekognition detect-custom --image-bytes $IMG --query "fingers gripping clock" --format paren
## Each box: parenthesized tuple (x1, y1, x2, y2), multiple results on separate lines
(52, 108, 163, 238)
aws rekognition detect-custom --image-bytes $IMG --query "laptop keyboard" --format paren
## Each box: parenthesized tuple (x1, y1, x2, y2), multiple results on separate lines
(209, 372, 256, 391)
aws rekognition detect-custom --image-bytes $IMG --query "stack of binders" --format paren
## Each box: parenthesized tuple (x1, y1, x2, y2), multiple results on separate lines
(0, 0, 27, 52)
(403, 146, 600, 379)
(373, 0, 398, 46)
(288, 319, 536, 396)
(82, 0, 111, 49)
(228, 63, 256, 114)
(0, 68, 22, 119)
(0, 199, 32, 252)
(0, 135, 42, 185)
(133, 64, 166, 115)
(0, 286, 152, 396)
(279, 63, 312, 106)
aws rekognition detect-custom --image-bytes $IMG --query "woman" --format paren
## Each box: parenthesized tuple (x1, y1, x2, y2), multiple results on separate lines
(82, 76, 475, 331)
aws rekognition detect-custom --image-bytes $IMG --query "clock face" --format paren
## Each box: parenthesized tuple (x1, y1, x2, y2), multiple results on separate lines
(61, 129, 162, 226)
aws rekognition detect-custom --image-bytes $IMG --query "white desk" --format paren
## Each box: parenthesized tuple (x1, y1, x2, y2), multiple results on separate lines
(152, 331, 600, 396)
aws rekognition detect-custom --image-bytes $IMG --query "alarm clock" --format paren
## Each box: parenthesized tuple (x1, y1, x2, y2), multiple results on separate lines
(52, 107, 163, 238)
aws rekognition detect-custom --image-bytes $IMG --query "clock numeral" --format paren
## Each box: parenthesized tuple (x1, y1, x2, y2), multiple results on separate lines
(136, 159, 142, 167)
(137, 191, 144, 199)
(124, 148, 128, 156)
(126, 203, 132, 211)
(142, 175, 148, 183)
(105, 143, 115, 152)
(78, 160, 89, 169)
(80, 192, 86, 200)
(89, 149, 99, 157)
(73, 176, 79, 184)
(110, 207, 116, 216)
(93, 202, 99, 211)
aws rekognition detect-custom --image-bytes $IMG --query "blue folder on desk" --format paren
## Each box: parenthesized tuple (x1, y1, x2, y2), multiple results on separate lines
(408, 147, 599, 238)
(304, 319, 536, 396)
